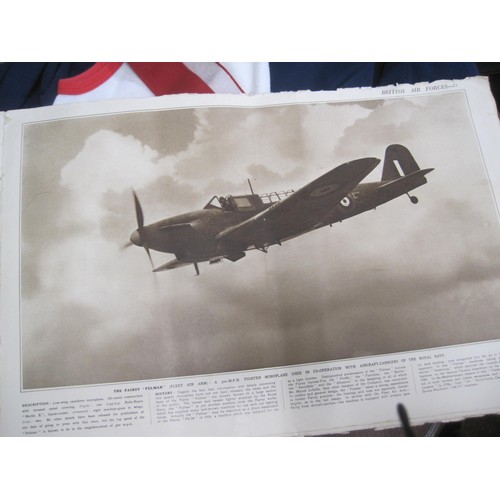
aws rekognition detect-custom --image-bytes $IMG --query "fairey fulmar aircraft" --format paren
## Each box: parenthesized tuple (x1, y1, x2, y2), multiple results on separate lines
(127, 144, 433, 275)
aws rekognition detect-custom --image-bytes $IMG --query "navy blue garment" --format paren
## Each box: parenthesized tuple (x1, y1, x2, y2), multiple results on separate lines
(374, 62, 479, 87)
(0, 62, 479, 112)
(269, 62, 479, 92)
(0, 63, 94, 111)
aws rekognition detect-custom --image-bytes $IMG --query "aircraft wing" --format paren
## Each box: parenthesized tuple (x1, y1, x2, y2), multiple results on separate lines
(217, 157, 380, 247)
(153, 258, 192, 272)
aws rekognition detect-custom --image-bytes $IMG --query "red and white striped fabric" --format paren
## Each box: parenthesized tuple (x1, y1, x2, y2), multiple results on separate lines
(54, 62, 271, 104)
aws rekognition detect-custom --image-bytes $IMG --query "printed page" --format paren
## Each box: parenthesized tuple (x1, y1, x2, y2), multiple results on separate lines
(1, 77, 500, 435)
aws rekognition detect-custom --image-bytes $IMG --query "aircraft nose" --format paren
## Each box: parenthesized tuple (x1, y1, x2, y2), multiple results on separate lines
(130, 230, 141, 247)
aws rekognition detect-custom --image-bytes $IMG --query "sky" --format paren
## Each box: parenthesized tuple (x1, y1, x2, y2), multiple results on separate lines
(20, 91, 500, 389)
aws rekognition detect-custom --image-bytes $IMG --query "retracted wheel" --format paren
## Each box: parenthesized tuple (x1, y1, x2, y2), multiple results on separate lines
(407, 193, 419, 204)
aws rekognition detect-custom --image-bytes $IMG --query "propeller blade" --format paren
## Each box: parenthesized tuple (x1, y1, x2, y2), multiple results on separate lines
(129, 191, 155, 270)
(133, 190, 144, 229)
(131, 190, 154, 270)
(144, 241, 154, 269)
(121, 241, 134, 250)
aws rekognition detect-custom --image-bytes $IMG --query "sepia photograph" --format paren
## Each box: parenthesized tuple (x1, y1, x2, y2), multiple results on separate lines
(20, 91, 500, 389)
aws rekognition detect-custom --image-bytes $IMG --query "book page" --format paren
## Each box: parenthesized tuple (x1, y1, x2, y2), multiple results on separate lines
(2, 77, 500, 435)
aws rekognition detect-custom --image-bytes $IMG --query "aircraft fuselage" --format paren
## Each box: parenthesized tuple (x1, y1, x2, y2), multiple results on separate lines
(133, 207, 266, 260)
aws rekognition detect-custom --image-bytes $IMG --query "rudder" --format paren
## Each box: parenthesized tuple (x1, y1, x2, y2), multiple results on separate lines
(381, 144, 420, 180)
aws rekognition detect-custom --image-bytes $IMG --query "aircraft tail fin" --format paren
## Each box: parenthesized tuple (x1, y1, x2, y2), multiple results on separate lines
(381, 144, 420, 181)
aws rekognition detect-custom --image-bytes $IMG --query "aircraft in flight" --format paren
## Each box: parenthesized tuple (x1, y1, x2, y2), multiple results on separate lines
(127, 144, 433, 275)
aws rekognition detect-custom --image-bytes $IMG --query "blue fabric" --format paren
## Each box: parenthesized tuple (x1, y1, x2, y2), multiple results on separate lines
(269, 62, 479, 92)
(269, 62, 379, 92)
(374, 62, 479, 87)
(0, 62, 94, 111)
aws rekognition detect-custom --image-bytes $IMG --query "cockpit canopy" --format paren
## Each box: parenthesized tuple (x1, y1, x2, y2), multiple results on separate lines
(204, 194, 267, 213)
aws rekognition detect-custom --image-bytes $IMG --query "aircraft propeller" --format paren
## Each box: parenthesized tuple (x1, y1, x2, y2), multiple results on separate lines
(131, 190, 154, 269)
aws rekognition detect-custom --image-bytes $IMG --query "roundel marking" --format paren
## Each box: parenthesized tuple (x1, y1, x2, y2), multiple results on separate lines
(340, 196, 352, 207)
(308, 183, 341, 198)
(339, 194, 356, 212)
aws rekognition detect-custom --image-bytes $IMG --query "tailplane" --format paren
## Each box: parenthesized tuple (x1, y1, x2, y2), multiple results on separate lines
(381, 144, 420, 181)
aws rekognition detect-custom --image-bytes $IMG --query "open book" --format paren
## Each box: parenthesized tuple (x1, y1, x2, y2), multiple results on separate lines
(1, 77, 500, 436)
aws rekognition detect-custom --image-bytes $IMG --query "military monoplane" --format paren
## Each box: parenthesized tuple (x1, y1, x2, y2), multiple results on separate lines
(127, 144, 433, 275)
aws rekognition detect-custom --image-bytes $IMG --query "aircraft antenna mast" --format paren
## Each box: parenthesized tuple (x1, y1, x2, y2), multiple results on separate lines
(247, 178, 255, 195)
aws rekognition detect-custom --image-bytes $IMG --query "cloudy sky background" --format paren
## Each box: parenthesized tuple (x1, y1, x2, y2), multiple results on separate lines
(20, 92, 500, 389)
